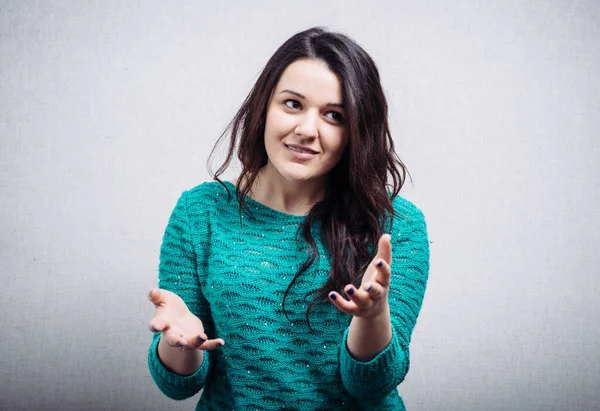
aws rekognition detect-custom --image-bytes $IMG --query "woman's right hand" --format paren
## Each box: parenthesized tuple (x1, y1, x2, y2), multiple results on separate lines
(148, 288, 225, 351)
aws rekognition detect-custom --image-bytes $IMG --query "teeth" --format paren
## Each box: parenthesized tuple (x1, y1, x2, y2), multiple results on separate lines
(288, 145, 314, 154)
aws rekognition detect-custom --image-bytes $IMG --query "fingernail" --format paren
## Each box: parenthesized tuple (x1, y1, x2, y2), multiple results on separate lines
(367, 285, 373, 292)
(347, 288, 354, 295)
(176, 342, 182, 347)
(377, 260, 383, 268)
(151, 326, 157, 332)
(147, 290, 153, 300)
(329, 293, 337, 300)
(197, 336, 206, 343)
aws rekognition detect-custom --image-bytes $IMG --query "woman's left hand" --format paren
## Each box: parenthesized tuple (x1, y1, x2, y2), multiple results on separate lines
(329, 234, 392, 319)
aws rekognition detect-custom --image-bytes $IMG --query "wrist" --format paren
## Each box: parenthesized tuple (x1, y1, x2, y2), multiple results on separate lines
(157, 334, 204, 376)
(351, 307, 391, 336)
(357, 300, 390, 321)
(347, 305, 392, 361)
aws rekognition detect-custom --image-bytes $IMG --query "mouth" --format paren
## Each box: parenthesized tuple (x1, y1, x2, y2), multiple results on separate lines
(285, 144, 319, 155)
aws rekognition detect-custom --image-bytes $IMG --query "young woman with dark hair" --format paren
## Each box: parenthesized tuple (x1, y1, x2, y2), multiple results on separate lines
(147, 27, 430, 410)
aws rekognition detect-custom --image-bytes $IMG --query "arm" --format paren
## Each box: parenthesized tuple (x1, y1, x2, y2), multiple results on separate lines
(337, 202, 430, 403)
(148, 190, 215, 400)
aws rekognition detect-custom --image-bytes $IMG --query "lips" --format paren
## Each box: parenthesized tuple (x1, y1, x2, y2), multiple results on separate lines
(285, 144, 318, 155)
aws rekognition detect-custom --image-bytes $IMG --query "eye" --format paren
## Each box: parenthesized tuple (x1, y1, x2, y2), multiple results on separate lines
(325, 111, 344, 124)
(284, 99, 302, 110)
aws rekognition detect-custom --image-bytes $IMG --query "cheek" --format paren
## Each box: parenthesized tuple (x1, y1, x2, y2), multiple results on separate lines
(325, 133, 348, 158)
(265, 109, 294, 136)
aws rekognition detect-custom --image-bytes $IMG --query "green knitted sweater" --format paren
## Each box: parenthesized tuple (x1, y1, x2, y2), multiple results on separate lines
(148, 181, 429, 410)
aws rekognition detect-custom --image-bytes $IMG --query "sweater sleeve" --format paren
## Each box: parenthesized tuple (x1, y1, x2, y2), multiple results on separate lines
(148, 190, 214, 400)
(339, 199, 430, 403)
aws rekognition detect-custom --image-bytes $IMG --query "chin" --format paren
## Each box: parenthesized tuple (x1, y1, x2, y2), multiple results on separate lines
(281, 171, 315, 183)
(276, 166, 316, 183)
(269, 160, 328, 184)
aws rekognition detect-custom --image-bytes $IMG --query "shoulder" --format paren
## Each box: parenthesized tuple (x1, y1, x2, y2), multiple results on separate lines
(186, 180, 230, 200)
(170, 181, 235, 222)
(391, 195, 425, 224)
(182, 180, 234, 208)
(388, 195, 428, 241)
(388, 196, 429, 272)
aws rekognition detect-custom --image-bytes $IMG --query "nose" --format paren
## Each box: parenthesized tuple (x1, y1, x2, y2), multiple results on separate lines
(294, 110, 319, 139)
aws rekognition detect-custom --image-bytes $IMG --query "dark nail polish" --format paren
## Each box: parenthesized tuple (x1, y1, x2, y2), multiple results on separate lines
(367, 285, 373, 292)
(377, 260, 383, 268)
(176, 342, 182, 347)
(347, 288, 354, 295)
(330, 293, 337, 300)
(151, 326, 157, 332)
(197, 336, 206, 343)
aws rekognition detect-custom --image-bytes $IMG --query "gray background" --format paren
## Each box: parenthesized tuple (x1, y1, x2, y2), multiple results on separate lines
(1, 1, 599, 410)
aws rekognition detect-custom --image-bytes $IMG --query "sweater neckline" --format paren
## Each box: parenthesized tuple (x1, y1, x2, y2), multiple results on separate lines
(222, 181, 307, 222)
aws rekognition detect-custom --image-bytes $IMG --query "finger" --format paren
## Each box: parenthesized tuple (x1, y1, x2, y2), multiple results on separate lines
(148, 288, 164, 306)
(162, 330, 189, 349)
(199, 338, 225, 351)
(373, 257, 392, 287)
(364, 282, 386, 300)
(158, 320, 189, 346)
(149, 316, 170, 333)
(344, 285, 371, 308)
(375, 234, 392, 265)
(188, 333, 210, 349)
(328, 292, 359, 316)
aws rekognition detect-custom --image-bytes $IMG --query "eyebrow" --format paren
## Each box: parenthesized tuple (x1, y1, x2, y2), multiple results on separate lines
(279, 89, 344, 109)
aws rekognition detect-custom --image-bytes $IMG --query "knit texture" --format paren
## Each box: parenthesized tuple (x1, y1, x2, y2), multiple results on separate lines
(148, 181, 429, 410)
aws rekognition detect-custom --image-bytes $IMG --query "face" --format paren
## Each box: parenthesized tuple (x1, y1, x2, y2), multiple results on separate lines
(262, 58, 347, 185)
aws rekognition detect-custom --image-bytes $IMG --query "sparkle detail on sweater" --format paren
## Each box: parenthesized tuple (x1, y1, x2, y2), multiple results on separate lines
(148, 181, 429, 410)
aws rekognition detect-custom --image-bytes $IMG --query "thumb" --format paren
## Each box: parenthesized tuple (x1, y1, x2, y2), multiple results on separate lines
(376, 234, 392, 265)
(148, 288, 164, 306)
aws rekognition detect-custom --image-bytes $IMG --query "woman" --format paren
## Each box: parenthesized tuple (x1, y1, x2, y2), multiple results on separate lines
(147, 27, 429, 410)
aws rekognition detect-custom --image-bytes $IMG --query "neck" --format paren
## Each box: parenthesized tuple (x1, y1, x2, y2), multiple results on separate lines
(246, 164, 327, 216)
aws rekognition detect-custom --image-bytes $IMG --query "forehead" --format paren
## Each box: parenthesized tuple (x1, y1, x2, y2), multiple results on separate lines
(274, 58, 343, 103)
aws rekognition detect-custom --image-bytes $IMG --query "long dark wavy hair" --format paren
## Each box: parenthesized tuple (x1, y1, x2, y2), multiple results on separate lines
(208, 27, 409, 326)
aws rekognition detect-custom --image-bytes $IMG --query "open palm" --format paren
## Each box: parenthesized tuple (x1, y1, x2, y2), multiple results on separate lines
(148, 288, 224, 350)
(328, 234, 393, 319)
